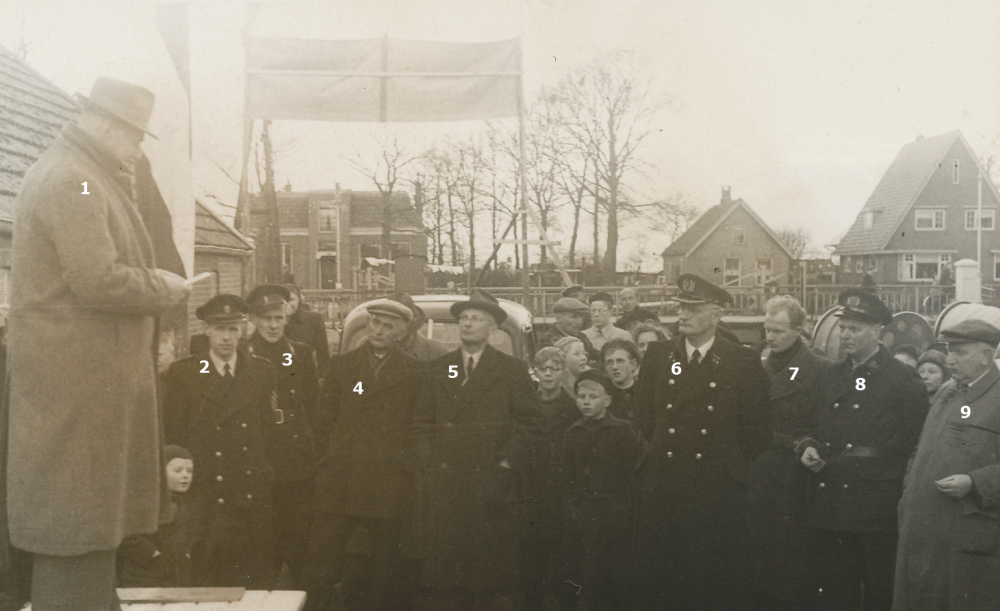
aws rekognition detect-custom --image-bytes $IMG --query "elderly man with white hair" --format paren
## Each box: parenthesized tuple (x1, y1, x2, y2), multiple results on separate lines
(894, 319, 1000, 611)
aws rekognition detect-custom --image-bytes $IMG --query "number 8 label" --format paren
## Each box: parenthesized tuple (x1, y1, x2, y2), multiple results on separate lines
(855, 378, 866, 391)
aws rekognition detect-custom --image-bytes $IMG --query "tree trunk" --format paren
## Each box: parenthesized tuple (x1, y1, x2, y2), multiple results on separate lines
(381, 191, 392, 259)
(592, 171, 600, 269)
(605, 116, 619, 275)
(513, 217, 520, 269)
(447, 187, 458, 266)
(260, 120, 281, 284)
(569, 199, 581, 268)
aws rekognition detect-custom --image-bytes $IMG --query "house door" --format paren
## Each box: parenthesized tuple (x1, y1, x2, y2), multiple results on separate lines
(319, 255, 338, 289)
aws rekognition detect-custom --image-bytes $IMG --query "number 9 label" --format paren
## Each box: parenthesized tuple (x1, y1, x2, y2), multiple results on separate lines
(961, 405, 971, 419)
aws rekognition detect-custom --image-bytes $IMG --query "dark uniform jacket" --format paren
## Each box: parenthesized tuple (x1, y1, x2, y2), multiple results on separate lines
(747, 339, 832, 603)
(314, 344, 424, 520)
(245, 333, 320, 483)
(413, 345, 544, 591)
(796, 346, 929, 532)
(286, 307, 330, 374)
(632, 333, 771, 609)
(162, 350, 276, 587)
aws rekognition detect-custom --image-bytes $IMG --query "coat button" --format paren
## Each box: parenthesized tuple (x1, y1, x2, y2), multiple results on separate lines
(216, 475, 223, 481)
(833, 403, 839, 409)
(853, 404, 860, 409)
(667, 452, 673, 458)
(819, 483, 825, 488)
(668, 379, 675, 385)
(843, 484, 849, 489)
(293, 435, 299, 440)
(668, 428, 675, 434)
(216, 426, 221, 431)
(701, 429, 707, 435)
(707, 406, 714, 411)
(247, 494, 253, 499)
(825, 442, 831, 447)
(217, 498, 225, 504)
(215, 451, 222, 457)
(846, 443, 853, 449)
(243, 447, 248, 452)
(709, 382, 716, 388)
(242, 423, 248, 428)
(246, 470, 251, 475)
(666, 404, 673, 409)
(441, 463, 448, 469)
(695, 453, 702, 459)
(445, 422, 453, 428)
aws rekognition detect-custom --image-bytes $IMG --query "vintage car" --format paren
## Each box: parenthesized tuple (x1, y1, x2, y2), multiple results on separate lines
(339, 294, 536, 361)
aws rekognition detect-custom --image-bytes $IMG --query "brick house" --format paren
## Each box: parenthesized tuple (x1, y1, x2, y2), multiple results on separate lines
(262, 185, 427, 290)
(661, 188, 794, 288)
(835, 131, 1000, 286)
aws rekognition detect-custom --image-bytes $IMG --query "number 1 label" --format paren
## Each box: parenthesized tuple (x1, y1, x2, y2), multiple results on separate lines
(81, 182, 89, 194)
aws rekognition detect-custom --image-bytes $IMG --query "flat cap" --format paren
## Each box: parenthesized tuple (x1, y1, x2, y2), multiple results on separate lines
(366, 298, 414, 322)
(674, 274, 733, 307)
(196, 294, 247, 324)
(589, 291, 614, 305)
(836, 288, 893, 326)
(561, 285, 585, 297)
(574, 368, 615, 396)
(246, 284, 290, 315)
(553, 297, 589, 314)
(940, 319, 1000, 348)
(390, 292, 425, 322)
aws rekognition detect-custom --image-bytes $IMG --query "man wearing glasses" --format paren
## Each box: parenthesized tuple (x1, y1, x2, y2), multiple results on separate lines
(583, 292, 633, 352)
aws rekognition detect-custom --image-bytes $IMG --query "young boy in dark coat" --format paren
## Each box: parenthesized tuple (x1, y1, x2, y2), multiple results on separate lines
(118, 445, 199, 587)
(562, 370, 645, 611)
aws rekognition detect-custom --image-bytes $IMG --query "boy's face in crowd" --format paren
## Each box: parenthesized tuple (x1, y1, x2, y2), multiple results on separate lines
(166, 458, 193, 493)
(604, 348, 638, 386)
(206, 322, 243, 359)
(576, 379, 611, 420)
(590, 300, 612, 328)
(535, 359, 563, 392)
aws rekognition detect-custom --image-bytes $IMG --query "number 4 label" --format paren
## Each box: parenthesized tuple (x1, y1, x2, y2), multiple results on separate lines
(353, 381, 364, 395)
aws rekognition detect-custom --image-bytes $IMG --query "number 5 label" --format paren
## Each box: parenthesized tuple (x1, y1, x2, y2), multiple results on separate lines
(449, 365, 459, 378)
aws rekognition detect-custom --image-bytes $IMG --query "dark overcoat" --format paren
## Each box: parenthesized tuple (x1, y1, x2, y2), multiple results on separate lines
(7, 125, 181, 555)
(245, 334, 320, 483)
(314, 345, 424, 520)
(162, 351, 276, 588)
(412, 345, 543, 592)
(747, 339, 831, 603)
(632, 333, 771, 610)
(286, 307, 330, 374)
(797, 346, 928, 533)
(893, 367, 1000, 611)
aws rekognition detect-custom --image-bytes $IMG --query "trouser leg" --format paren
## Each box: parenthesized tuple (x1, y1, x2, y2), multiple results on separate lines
(304, 512, 354, 611)
(274, 479, 314, 588)
(861, 532, 897, 611)
(31, 549, 117, 611)
(365, 518, 418, 611)
(814, 530, 862, 611)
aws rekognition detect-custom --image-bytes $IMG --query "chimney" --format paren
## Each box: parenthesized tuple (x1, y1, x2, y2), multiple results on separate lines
(721, 186, 732, 204)
(283, 179, 292, 193)
(414, 179, 424, 217)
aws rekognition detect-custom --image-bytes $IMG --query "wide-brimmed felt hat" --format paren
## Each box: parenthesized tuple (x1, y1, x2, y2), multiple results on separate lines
(77, 77, 157, 138)
(245, 284, 290, 315)
(836, 288, 892, 326)
(196, 294, 247, 324)
(450, 288, 507, 324)
(674, 274, 733, 307)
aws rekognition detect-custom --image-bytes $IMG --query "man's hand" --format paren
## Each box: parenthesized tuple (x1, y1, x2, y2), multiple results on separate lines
(935, 474, 973, 499)
(157, 269, 191, 303)
(800, 447, 826, 473)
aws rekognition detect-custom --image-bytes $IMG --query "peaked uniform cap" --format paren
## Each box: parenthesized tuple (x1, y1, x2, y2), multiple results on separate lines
(836, 288, 893, 326)
(939, 319, 1000, 348)
(450, 288, 507, 324)
(574, 368, 615, 395)
(196, 294, 247, 324)
(77, 77, 157, 138)
(246, 284, 291, 315)
(367, 298, 414, 322)
(674, 274, 733, 306)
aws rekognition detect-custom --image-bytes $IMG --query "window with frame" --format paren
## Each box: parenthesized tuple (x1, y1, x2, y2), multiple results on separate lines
(732, 227, 745, 245)
(965, 209, 995, 230)
(755, 258, 773, 285)
(390, 242, 412, 258)
(319, 205, 337, 231)
(900, 253, 950, 281)
(994, 254, 1000, 281)
(915, 209, 945, 230)
(280, 243, 293, 269)
(723, 258, 741, 286)
(856, 260, 864, 274)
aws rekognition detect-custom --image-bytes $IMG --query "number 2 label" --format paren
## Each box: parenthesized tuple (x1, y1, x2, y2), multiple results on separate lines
(199, 360, 210, 373)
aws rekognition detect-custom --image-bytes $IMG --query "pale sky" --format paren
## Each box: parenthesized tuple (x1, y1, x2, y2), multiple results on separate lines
(2, 0, 999, 270)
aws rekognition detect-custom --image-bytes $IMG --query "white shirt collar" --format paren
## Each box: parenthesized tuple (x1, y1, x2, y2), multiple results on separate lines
(967, 368, 992, 388)
(461, 346, 486, 368)
(209, 351, 238, 376)
(685, 336, 715, 362)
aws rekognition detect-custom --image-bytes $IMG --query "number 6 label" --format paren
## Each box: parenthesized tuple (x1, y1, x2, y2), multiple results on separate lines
(671, 362, 681, 375)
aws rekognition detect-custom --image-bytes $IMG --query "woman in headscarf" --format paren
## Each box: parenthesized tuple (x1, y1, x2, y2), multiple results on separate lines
(916, 349, 950, 402)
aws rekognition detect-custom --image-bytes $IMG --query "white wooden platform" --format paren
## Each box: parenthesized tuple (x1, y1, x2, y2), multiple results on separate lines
(120, 590, 305, 611)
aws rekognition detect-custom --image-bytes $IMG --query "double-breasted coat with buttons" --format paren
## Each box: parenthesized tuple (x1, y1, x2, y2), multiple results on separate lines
(796, 346, 928, 533)
(412, 345, 544, 592)
(747, 339, 832, 604)
(313, 345, 424, 520)
(245, 333, 320, 483)
(632, 333, 771, 610)
(894, 366, 1000, 611)
(162, 350, 276, 588)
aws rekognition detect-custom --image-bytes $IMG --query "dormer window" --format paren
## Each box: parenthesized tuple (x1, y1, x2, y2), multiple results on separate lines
(733, 227, 745, 245)
(863, 211, 874, 229)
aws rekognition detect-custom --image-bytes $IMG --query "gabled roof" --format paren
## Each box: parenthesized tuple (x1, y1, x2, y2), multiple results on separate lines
(196, 197, 254, 252)
(835, 131, 972, 255)
(0, 45, 80, 223)
(661, 198, 794, 260)
(348, 191, 424, 229)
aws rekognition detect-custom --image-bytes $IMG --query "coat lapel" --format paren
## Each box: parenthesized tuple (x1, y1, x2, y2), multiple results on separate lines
(960, 366, 1000, 408)
(769, 343, 809, 402)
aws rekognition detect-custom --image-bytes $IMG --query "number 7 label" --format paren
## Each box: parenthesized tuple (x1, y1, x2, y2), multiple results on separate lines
(789, 367, 799, 380)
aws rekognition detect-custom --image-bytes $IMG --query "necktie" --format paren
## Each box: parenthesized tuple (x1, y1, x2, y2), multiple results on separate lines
(691, 349, 701, 365)
(223, 363, 233, 380)
(958, 383, 969, 395)
(464, 356, 475, 385)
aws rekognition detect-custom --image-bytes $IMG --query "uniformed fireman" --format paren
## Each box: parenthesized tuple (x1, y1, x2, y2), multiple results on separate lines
(162, 294, 277, 589)
(795, 288, 929, 611)
(632, 274, 771, 611)
(244, 284, 321, 588)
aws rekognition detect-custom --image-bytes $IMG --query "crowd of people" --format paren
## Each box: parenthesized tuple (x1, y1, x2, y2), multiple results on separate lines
(6, 76, 1000, 611)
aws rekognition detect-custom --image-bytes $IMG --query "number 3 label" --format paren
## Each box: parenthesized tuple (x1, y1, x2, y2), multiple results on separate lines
(282, 353, 292, 366)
